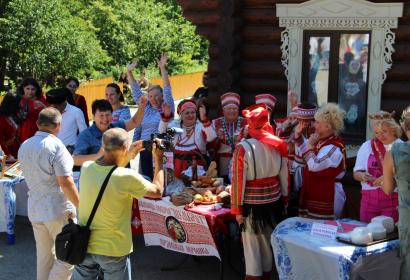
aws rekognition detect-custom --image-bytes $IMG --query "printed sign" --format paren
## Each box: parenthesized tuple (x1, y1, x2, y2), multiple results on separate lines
(139, 198, 220, 259)
(310, 222, 338, 239)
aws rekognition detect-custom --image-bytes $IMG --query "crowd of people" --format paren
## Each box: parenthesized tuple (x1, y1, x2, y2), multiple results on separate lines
(1, 53, 410, 279)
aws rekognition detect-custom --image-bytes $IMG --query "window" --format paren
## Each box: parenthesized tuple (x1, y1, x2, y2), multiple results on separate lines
(302, 31, 370, 143)
(276, 0, 403, 144)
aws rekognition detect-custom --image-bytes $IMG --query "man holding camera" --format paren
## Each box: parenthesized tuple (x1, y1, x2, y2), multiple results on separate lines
(73, 97, 146, 166)
(72, 128, 164, 280)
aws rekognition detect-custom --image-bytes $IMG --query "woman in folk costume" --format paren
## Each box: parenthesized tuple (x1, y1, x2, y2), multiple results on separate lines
(285, 104, 317, 216)
(291, 104, 317, 192)
(160, 99, 216, 178)
(297, 103, 347, 219)
(212, 92, 247, 180)
(255, 93, 277, 131)
(231, 104, 288, 280)
(354, 111, 401, 222)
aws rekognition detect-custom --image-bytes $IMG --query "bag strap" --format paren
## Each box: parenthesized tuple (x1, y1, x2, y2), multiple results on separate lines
(244, 139, 257, 180)
(86, 166, 117, 228)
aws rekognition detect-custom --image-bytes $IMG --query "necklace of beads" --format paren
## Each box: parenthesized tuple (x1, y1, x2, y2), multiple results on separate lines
(221, 117, 242, 151)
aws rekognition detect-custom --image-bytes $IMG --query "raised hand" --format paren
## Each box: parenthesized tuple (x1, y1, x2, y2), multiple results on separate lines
(308, 133, 320, 147)
(288, 89, 299, 109)
(199, 105, 207, 122)
(156, 53, 168, 69)
(162, 103, 172, 118)
(139, 95, 148, 108)
(127, 58, 139, 72)
(294, 121, 306, 139)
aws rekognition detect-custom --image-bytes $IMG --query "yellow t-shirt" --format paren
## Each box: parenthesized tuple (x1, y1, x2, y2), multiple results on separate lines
(79, 161, 150, 257)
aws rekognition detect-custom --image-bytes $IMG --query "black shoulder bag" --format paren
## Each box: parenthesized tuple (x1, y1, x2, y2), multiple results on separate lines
(55, 166, 117, 265)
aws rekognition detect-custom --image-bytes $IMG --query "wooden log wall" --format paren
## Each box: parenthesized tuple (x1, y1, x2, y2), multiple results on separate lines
(178, 0, 410, 119)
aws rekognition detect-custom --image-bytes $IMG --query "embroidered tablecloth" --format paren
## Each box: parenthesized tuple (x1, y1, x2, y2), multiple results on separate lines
(0, 177, 25, 238)
(271, 217, 400, 280)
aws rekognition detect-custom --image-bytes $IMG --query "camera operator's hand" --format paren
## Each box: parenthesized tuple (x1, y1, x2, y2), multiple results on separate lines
(162, 103, 172, 118)
(152, 140, 164, 165)
(129, 140, 144, 159)
(199, 105, 207, 122)
(127, 58, 138, 72)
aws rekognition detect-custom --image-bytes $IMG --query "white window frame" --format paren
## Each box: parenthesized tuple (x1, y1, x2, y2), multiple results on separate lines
(276, 0, 403, 141)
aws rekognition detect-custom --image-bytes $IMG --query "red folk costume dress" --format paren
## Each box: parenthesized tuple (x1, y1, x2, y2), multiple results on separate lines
(297, 134, 347, 219)
(18, 96, 47, 142)
(231, 104, 288, 280)
(159, 100, 216, 178)
(0, 116, 20, 158)
(212, 92, 246, 178)
(291, 105, 317, 192)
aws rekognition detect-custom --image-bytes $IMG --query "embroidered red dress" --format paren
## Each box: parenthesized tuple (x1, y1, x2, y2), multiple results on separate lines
(159, 118, 217, 178)
(0, 116, 20, 158)
(298, 135, 346, 219)
(212, 116, 247, 177)
(18, 96, 47, 142)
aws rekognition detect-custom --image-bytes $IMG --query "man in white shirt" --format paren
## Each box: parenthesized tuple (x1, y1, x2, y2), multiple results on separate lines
(18, 107, 79, 280)
(46, 88, 87, 153)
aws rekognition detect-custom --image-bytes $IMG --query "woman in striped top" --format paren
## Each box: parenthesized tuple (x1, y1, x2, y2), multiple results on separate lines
(105, 83, 131, 122)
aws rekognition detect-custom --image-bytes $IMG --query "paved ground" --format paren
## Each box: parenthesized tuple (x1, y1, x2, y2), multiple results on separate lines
(0, 216, 254, 280)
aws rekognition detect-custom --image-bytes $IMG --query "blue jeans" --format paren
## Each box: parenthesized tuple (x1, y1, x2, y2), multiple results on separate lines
(72, 253, 131, 280)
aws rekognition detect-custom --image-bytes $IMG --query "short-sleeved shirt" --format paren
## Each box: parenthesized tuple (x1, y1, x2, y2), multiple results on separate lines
(73, 121, 126, 156)
(18, 131, 75, 222)
(78, 161, 150, 257)
(354, 139, 402, 190)
(57, 103, 87, 146)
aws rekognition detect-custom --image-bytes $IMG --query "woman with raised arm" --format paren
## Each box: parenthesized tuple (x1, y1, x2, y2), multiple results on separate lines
(127, 54, 174, 180)
(160, 100, 216, 178)
(383, 106, 410, 279)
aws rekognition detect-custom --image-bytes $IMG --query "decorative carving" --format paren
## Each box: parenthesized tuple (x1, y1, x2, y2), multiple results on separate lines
(278, 18, 398, 29)
(383, 29, 396, 82)
(280, 30, 289, 79)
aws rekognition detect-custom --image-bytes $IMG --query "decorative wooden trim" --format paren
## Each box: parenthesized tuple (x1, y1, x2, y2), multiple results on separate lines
(276, 0, 403, 139)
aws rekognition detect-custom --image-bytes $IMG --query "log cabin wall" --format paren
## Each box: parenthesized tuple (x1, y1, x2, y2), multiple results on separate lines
(178, 0, 410, 219)
(178, 0, 410, 119)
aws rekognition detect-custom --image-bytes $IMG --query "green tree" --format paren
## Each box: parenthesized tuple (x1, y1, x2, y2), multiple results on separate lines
(0, 0, 109, 85)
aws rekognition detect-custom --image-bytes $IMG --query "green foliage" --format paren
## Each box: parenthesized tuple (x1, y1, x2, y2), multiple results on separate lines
(0, 0, 208, 86)
(0, 0, 109, 83)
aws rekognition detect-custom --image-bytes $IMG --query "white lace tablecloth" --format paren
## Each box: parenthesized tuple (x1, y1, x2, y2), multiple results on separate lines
(271, 217, 400, 280)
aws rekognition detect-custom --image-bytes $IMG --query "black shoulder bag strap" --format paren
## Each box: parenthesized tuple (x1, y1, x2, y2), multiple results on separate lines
(244, 139, 257, 180)
(85, 166, 117, 228)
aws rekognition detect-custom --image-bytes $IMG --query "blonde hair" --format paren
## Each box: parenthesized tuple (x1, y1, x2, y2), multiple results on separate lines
(314, 103, 346, 134)
(370, 111, 401, 138)
(400, 106, 410, 133)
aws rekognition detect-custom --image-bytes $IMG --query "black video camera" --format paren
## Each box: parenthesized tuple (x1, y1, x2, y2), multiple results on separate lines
(142, 127, 183, 152)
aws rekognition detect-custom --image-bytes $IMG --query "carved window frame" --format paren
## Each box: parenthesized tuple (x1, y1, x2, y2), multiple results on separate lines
(276, 0, 403, 140)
